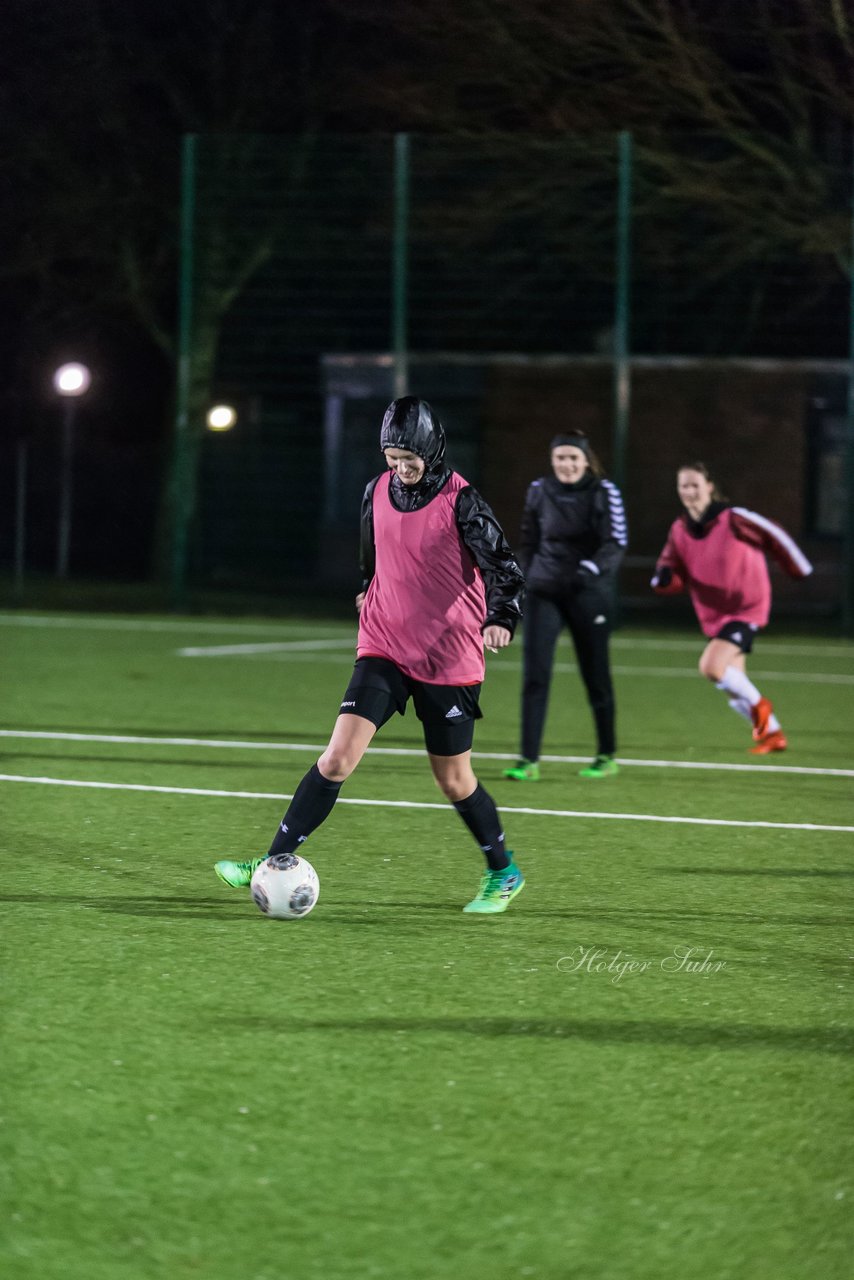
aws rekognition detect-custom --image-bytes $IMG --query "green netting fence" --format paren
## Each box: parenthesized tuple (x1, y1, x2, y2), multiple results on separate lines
(166, 132, 853, 621)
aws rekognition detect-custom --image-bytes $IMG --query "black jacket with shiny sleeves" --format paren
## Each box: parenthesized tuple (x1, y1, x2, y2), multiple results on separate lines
(519, 472, 628, 594)
(359, 471, 525, 638)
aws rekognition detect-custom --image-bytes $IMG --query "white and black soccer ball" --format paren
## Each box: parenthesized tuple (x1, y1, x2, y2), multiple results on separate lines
(250, 853, 320, 920)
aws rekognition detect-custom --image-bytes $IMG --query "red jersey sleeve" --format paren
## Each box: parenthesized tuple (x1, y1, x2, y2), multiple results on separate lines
(730, 508, 813, 579)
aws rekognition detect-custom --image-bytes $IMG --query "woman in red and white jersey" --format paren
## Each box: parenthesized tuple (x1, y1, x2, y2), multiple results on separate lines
(651, 462, 813, 754)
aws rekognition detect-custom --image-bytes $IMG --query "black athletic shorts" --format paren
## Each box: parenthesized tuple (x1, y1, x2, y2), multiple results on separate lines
(338, 656, 483, 756)
(714, 620, 758, 654)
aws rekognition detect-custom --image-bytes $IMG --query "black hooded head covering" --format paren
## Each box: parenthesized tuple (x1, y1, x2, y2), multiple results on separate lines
(380, 397, 446, 470)
(379, 396, 450, 510)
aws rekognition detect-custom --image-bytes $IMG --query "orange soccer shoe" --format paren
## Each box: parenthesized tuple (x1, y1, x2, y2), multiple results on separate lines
(750, 729, 788, 755)
(751, 696, 774, 740)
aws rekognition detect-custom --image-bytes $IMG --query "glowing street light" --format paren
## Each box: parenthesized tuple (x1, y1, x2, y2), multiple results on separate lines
(53, 362, 91, 578)
(53, 362, 92, 397)
(206, 404, 237, 432)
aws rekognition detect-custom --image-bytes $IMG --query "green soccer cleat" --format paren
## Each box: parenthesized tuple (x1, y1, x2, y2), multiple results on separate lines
(578, 754, 619, 779)
(214, 857, 266, 887)
(463, 860, 526, 914)
(502, 759, 540, 781)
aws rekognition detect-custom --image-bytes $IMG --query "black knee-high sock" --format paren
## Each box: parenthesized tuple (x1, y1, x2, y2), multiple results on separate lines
(266, 763, 343, 857)
(453, 783, 510, 871)
(591, 695, 616, 757)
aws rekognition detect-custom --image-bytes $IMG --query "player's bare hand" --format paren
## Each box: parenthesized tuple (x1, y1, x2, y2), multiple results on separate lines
(483, 625, 511, 654)
(355, 592, 366, 614)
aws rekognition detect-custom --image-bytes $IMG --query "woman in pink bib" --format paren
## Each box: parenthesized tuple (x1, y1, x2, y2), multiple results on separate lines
(652, 462, 813, 754)
(215, 397, 527, 915)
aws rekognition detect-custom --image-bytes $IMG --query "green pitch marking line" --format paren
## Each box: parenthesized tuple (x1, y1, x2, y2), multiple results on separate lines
(1, 773, 853, 833)
(0, 730, 852, 778)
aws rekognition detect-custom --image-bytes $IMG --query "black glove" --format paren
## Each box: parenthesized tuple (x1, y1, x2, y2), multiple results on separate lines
(651, 565, 672, 589)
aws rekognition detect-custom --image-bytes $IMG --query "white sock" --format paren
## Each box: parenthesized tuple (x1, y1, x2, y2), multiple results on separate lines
(715, 666, 762, 705)
(725, 683, 782, 735)
(727, 696, 753, 724)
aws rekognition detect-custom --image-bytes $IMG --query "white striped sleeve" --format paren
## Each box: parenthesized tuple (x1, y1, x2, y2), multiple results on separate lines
(731, 507, 813, 578)
(601, 480, 628, 547)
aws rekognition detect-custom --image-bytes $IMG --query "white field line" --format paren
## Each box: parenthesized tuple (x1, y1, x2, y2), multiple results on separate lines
(0, 772, 852, 833)
(607, 666, 854, 684)
(618, 638, 854, 656)
(1, 729, 852, 778)
(179, 639, 353, 656)
(172, 643, 854, 685)
(2, 612, 853, 658)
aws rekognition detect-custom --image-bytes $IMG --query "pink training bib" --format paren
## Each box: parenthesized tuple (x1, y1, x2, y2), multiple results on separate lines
(666, 509, 771, 636)
(357, 471, 487, 684)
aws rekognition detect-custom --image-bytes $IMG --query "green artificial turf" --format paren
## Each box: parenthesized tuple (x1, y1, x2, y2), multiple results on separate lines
(1, 611, 852, 1279)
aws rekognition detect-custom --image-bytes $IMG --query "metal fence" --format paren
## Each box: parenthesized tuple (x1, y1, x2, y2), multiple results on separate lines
(167, 132, 852, 619)
(4, 131, 852, 622)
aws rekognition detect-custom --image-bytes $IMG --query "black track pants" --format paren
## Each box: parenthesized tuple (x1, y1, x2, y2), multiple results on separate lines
(520, 587, 616, 761)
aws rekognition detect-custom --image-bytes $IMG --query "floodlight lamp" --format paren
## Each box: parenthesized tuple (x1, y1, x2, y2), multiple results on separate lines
(206, 404, 237, 432)
(53, 362, 91, 397)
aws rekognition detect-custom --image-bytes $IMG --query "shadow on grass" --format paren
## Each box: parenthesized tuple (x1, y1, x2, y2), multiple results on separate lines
(2, 723, 422, 748)
(661, 867, 854, 879)
(0, 892, 461, 920)
(2, 893, 851, 928)
(223, 1013, 854, 1055)
(517, 906, 854, 927)
(0, 892, 253, 920)
(2, 722, 315, 740)
(0, 751, 306, 772)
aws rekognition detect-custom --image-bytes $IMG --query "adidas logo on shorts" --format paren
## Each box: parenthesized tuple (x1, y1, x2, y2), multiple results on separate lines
(445, 705, 463, 719)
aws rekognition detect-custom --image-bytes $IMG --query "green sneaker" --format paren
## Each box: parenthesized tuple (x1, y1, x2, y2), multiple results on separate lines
(578, 755, 619, 779)
(214, 857, 266, 887)
(463, 860, 526, 914)
(502, 759, 540, 781)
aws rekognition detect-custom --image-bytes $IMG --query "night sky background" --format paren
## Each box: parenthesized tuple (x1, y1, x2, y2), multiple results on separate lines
(1, 0, 851, 590)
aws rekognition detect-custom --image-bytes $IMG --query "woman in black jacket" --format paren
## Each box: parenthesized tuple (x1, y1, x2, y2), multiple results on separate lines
(504, 431, 627, 780)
